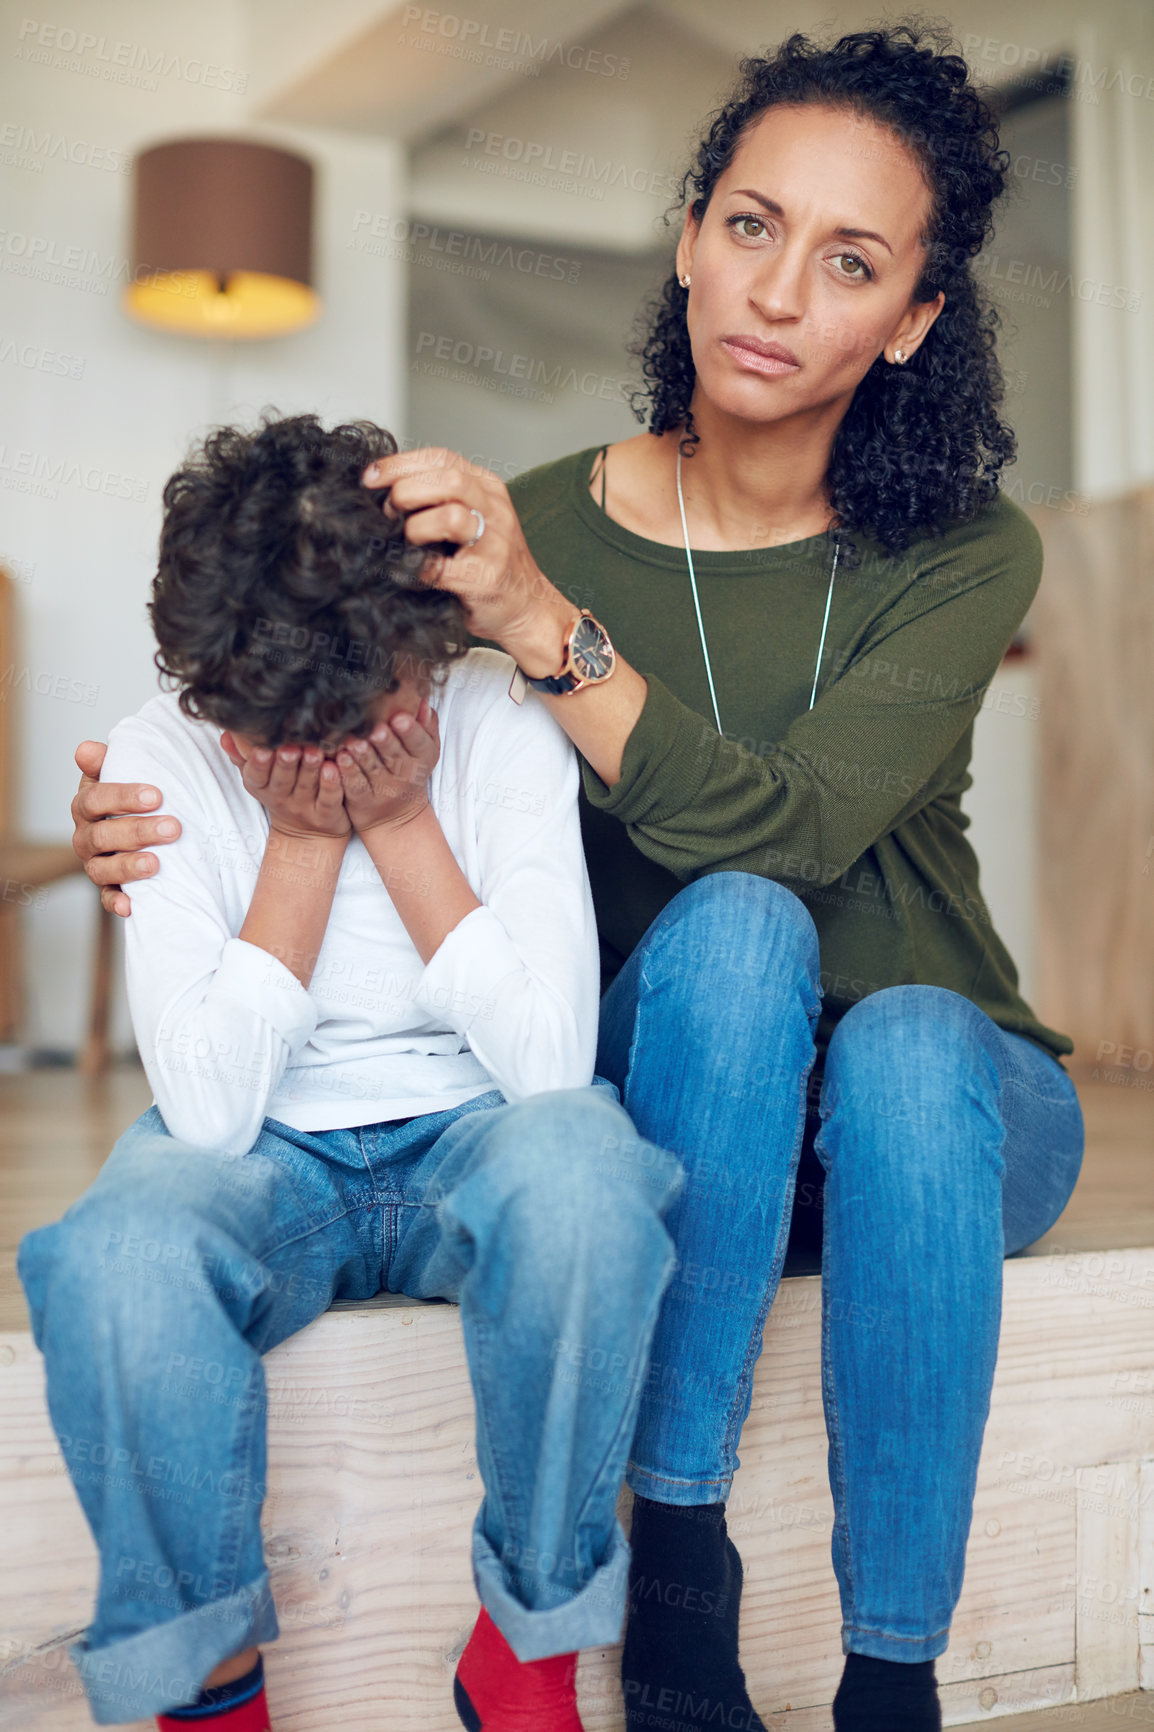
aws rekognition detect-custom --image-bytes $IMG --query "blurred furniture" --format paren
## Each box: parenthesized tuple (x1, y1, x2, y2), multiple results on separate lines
(0, 565, 112, 1074)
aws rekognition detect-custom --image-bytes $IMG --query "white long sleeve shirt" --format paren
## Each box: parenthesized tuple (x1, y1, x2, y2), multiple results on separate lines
(103, 648, 600, 1155)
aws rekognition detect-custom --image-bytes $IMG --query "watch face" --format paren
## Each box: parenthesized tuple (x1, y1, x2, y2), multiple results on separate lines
(570, 614, 615, 682)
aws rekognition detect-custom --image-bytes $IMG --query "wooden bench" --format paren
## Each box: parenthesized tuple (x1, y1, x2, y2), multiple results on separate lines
(2, 1248, 1153, 1730)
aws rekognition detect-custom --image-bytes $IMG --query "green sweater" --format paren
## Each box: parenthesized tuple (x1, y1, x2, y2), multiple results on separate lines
(503, 444, 1072, 1068)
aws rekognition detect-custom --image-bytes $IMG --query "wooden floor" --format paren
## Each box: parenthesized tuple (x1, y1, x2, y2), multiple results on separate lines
(1, 1060, 1152, 1331)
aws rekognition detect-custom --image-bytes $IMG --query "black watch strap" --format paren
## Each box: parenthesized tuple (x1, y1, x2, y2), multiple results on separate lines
(525, 669, 582, 695)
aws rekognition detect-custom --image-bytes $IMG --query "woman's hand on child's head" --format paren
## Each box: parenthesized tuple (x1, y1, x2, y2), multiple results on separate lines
(222, 734, 352, 842)
(362, 447, 558, 655)
(335, 698, 440, 837)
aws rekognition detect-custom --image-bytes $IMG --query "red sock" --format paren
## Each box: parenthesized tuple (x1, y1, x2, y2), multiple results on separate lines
(455, 1608, 584, 1731)
(157, 1683, 271, 1731)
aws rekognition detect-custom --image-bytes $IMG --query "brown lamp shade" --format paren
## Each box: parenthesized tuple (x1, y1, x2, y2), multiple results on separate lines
(124, 137, 319, 339)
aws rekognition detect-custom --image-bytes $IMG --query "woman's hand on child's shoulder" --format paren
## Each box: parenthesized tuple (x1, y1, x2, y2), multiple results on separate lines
(334, 700, 440, 838)
(220, 736, 352, 842)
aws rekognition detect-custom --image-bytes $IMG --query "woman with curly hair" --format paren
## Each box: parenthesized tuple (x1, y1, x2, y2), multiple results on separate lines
(73, 22, 1083, 1732)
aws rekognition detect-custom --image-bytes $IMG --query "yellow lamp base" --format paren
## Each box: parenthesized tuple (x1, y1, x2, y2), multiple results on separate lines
(123, 270, 320, 338)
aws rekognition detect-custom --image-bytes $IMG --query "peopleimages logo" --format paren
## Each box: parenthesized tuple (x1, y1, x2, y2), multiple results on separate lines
(0, 121, 131, 174)
(15, 17, 248, 92)
(398, 7, 631, 79)
(349, 212, 581, 284)
(0, 228, 201, 299)
(413, 330, 633, 405)
(0, 336, 85, 379)
(463, 129, 678, 200)
(0, 444, 147, 503)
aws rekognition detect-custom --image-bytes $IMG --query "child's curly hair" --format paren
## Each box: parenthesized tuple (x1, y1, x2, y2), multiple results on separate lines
(150, 411, 467, 746)
(631, 19, 1016, 556)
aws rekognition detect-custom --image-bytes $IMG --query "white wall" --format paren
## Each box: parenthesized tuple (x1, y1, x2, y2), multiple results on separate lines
(1069, 7, 1154, 497)
(965, 663, 1040, 1002)
(0, 0, 406, 1052)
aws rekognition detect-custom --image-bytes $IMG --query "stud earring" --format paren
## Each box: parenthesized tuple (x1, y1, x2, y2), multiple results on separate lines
(680, 274, 691, 288)
(893, 347, 907, 364)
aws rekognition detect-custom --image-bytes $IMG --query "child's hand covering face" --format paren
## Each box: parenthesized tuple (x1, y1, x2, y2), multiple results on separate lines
(334, 698, 441, 837)
(219, 679, 440, 841)
(218, 738, 352, 842)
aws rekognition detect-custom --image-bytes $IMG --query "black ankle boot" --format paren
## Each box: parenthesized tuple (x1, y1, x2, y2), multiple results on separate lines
(621, 1494, 768, 1732)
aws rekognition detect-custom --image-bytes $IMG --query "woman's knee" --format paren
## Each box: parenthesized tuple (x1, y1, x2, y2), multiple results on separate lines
(827, 986, 997, 1071)
(821, 986, 1003, 1143)
(644, 872, 820, 993)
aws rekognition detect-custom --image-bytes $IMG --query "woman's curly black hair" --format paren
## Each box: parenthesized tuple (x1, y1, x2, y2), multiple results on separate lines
(631, 19, 1016, 556)
(150, 412, 467, 746)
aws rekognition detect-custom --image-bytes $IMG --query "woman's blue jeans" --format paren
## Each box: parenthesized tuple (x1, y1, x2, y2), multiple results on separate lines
(596, 872, 1085, 1664)
(17, 1084, 683, 1723)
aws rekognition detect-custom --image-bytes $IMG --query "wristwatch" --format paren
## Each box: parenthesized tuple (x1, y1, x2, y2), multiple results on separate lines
(517, 608, 617, 697)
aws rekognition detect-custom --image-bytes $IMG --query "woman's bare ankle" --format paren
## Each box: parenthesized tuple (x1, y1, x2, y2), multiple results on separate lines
(204, 1647, 260, 1689)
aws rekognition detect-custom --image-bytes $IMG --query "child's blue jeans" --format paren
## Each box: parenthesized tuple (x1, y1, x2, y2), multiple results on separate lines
(18, 1082, 683, 1723)
(596, 872, 1086, 1664)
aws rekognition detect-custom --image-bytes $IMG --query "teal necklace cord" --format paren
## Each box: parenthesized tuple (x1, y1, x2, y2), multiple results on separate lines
(674, 444, 839, 734)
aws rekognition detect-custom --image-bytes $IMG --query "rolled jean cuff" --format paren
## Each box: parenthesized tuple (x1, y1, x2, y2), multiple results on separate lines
(625, 1461, 733, 1507)
(843, 1621, 951, 1664)
(472, 1516, 630, 1662)
(71, 1573, 279, 1724)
